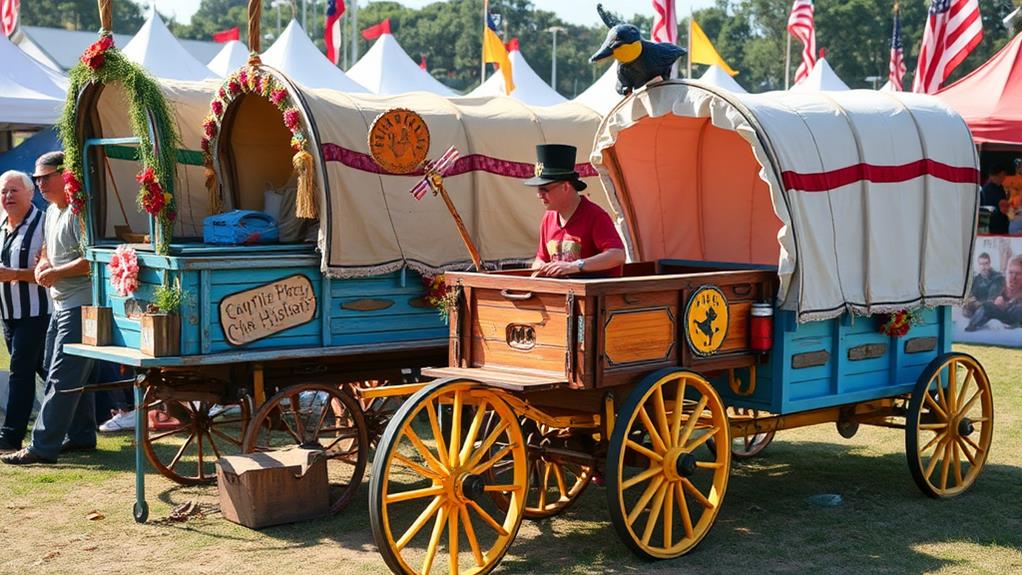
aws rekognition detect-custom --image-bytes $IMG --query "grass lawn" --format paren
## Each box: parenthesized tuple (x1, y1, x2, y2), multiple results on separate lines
(1, 344, 1020, 575)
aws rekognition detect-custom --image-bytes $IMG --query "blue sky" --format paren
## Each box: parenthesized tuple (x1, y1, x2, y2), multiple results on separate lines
(161, 1, 717, 27)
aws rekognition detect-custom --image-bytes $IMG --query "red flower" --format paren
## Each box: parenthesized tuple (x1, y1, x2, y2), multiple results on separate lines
(270, 88, 287, 106)
(81, 35, 114, 70)
(135, 166, 157, 186)
(253, 75, 264, 94)
(238, 69, 249, 86)
(203, 117, 218, 138)
(283, 108, 300, 131)
(62, 170, 81, 194)
(217, 87, 227, 100)
(141, 185, 165, 216)
(211, 99, 224, 116)
(227, 78, 242, 95)
(200, 138, 210, 153)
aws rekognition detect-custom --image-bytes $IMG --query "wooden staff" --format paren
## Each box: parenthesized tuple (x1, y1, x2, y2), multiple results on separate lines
(248, 0, 263, 54)
(98, 0, 112, 32)
(427, 171, 483, 272)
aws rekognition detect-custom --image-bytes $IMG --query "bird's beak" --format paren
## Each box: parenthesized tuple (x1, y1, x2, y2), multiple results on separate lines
(590, 39, 617, 63)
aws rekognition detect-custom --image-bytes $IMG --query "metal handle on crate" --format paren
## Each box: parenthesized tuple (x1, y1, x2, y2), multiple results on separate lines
(732, 283, 753, 297)
(500, 289, 534, 301)
(623, 294, 641, 305)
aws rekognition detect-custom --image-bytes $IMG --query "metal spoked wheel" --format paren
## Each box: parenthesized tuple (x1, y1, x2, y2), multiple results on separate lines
(140, 385, 252, 485)
(728, 407, 775, 459)
(906, 353, 993, 499)
(242, 383, 369, 514)
(607, 369, 731, 560)
(370, 378, 527, 575)
(487, 417, 592, 520)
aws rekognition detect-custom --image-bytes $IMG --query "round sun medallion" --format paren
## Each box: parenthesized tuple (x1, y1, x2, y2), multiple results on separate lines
(685, 285, 730, 356)
(367, 108, 430, 174)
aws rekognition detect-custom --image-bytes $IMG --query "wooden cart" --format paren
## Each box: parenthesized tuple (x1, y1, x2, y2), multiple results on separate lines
(365, 82, 992, 575)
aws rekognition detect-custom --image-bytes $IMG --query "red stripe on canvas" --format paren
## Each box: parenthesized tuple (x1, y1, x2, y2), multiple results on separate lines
(782, 159, 979, 192)
(321, 143, 598, 179)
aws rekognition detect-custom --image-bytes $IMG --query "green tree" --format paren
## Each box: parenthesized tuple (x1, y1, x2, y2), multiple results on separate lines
(20, 0, 145, 33)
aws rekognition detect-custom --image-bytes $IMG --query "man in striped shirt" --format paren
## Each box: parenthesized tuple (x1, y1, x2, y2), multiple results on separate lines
(0, 171, 50, 452)
(2, 152, 97, 465)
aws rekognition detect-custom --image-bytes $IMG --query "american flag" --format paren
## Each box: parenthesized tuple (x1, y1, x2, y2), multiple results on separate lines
(912, 0, 983, 94)
(651, 0, 678, 44)
(324, 0, 346, 65)
(788, 0, 816, 84)
(889, 6, 906, 91)
(411, 147, 460, 201)
(1, 0, 20, 38)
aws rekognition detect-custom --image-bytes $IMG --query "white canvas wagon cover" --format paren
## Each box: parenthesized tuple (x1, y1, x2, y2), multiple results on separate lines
(591, 81, 980, 322)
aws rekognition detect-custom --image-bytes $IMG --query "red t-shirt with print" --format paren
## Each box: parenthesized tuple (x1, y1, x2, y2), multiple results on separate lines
(535, 196, 625, 277)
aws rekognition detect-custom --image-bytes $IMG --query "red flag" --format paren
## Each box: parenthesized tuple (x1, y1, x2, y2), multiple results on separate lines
(325, 0, 346, 65)
(913, 0, 983, 94)
(889, 6, 906, 91)
(506, 37, 519, 52)
(362, 18, 391, 41)
(787, 0, 817, 84)
(1, 0, 21, 38)
(212, 27, 240, 43)
(420, 55, 427, 70)
(651, 0, 677, 44)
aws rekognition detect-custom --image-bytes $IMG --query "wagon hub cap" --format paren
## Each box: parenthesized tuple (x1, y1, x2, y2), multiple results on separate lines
(676, 453, 697, 478)
(456, 473, 486, 503)
(958, 417, 975, 437)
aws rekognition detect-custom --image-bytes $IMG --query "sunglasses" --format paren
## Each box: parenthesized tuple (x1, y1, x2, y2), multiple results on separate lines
(33, 172, 60, 185)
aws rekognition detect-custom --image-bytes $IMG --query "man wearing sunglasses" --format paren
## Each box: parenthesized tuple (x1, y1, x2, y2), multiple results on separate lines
(2, 152, 97, 465)
(523, 144, 625, 278)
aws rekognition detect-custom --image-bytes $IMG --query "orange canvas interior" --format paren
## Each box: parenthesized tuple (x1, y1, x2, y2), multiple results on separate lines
(606, 115, 782, 267)
(220, 93, 295, 211)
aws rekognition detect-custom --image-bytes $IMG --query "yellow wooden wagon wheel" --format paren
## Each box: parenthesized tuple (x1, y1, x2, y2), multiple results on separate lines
(486, 417, 593, 519)
(906, 353, 993, 499)
(242, 383, 369, 514)
(140, 385, 252, 485)
(607, 369, 731, 560)
(369, 378, 527, 575)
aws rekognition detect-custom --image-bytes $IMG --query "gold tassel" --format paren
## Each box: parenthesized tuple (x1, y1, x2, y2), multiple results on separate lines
(205, 165, 223, 215)
(293, 150, 318, 219)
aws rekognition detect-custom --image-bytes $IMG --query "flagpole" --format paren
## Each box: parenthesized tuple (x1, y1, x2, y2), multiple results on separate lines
(481, 0, 488, 84)
(350, 0, 359, 64)
(686, 16, 692, 79)
(784, 33, 792, 89)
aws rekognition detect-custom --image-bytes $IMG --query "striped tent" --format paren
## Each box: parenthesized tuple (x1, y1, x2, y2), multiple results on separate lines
(591, 81, 979, 322)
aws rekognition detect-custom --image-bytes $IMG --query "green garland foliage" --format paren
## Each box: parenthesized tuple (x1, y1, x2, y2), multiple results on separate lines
(56, 37, 180, 254)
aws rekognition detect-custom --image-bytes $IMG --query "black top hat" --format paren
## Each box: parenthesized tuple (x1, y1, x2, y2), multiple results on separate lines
(522, 144, 587, 191)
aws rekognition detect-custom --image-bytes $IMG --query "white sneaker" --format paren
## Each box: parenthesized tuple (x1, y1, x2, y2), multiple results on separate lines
(99, 410, 136, 432)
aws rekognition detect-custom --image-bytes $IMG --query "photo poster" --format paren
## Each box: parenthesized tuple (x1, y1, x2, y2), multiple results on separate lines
(953, 235, 1022, 347)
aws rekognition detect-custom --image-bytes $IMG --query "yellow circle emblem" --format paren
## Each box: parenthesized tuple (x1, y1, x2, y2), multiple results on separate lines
(685, 286, 730, 356)
(367, 108, 431, 175)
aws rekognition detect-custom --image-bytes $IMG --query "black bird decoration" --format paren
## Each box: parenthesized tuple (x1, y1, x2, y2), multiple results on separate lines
(590, 3, 686, 96)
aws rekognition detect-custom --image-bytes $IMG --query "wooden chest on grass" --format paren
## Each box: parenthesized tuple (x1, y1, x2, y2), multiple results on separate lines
(437, 265, 776, 390)
(217, 448, 329, 529)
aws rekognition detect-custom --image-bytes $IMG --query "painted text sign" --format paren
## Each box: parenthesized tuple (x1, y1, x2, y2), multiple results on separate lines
(219, 275, 317, 346)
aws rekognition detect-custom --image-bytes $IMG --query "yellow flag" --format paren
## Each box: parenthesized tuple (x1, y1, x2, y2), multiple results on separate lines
(689, 19, 738, 76)
(483, 23, 515, 94)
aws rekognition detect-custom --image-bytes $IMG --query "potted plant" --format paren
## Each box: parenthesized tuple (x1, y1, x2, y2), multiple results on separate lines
(140, 281, 183, 357)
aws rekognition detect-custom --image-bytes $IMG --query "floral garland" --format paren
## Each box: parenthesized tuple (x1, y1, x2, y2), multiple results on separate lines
(108, 244, 140, 297)
(878, 309, 923, 337)
(201, 65, 318, 219)
(422, 274, 461, 324)
(56, 32, 180, 253)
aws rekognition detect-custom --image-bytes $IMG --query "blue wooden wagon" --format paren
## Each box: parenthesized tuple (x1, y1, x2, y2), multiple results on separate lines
(62, 38, 611, 520)
(364, 82, 993, 575)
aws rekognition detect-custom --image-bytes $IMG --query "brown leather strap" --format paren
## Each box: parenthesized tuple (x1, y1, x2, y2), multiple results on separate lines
(98, 0, 112, 32)
(248, 0, 262, 53)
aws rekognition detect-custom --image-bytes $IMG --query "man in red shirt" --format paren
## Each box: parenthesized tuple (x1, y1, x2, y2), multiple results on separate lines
(523, 144, 625, 277)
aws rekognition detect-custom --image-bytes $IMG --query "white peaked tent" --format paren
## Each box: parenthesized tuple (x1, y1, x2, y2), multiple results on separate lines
(0, 34, 67, 127)
(468, 48, 566, 106)
(207, 40, 249, 77)
(696, 64, 747, 93)
(347, 33, 454, 96)
(261, 20, 367, 92)
(791, 58, 850, 91)
(121, 11, 217, 81)
(573, 62, 620, 114)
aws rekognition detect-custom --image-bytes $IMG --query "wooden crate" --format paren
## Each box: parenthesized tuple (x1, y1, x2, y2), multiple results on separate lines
(140, 314, 180, 357)
(217, 448, 329, 529)
(81, 306, 112, 346)
(445, 265, 776, 390)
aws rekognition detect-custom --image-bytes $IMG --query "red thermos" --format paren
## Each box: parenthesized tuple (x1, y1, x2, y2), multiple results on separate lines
(750, 302, 773, 352)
